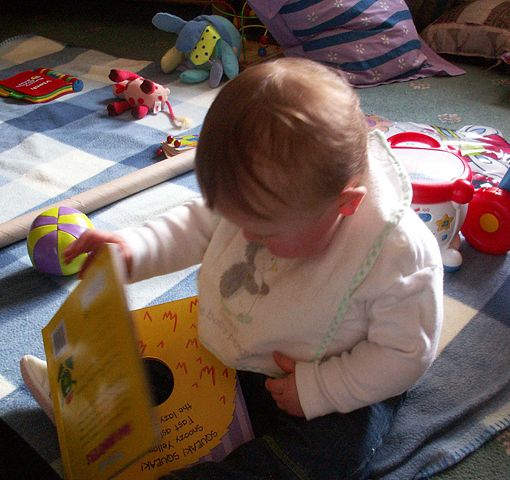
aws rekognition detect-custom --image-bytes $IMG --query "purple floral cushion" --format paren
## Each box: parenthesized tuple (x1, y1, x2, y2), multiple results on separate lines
(248, 0, 464, 86)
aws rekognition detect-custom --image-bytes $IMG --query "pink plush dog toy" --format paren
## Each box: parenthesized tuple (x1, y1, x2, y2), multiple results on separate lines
(107, 69, 186, 128)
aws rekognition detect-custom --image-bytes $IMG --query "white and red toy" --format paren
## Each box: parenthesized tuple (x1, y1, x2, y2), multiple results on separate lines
(388, 132, 474, 271)
(107, 69, 185, 128)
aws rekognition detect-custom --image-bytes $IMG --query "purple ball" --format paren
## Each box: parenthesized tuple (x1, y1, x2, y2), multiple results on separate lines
(27, 206, 94, 275)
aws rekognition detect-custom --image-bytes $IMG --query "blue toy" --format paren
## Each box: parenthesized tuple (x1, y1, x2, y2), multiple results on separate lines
(152, 13, 242, 88)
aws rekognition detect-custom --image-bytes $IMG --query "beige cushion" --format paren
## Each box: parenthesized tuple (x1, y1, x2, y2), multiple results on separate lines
(422, 0, 510, 60)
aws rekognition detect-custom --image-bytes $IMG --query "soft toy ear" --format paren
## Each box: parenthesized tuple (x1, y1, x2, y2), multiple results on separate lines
(152, 13, 187, 34)
(217, 41, 240, 80)
(175, 20, 209, 53)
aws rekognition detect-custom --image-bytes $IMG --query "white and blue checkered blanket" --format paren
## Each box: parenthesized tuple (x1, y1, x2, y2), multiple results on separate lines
(0, 36, 509, 479)
(0, 35, 223, 225)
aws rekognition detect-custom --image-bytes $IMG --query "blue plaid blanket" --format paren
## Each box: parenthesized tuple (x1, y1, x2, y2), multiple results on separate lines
(0, 36, 509, 479)
(0, 35, 218, 227)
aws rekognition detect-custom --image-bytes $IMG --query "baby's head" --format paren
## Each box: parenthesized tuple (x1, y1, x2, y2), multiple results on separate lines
(195, 57, 368, 257)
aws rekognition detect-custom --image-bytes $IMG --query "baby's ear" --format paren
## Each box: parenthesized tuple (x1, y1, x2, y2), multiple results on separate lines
(338, 186, 367, 217)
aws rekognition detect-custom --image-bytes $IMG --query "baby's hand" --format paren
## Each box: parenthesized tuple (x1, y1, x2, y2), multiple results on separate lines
(64, 229, 133, 278)
(265, 352, 305, 418)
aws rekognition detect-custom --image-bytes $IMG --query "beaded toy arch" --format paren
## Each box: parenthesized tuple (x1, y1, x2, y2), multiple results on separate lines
(206, 1, 282, 68)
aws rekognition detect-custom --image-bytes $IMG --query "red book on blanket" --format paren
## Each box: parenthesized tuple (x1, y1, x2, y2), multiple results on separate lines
(0, 68, 83, 103)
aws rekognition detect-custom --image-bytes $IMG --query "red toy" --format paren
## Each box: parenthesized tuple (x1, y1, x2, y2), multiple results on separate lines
(388, 132, 474, 271)
(0, 68, 83, 103)
(107, 69, 186, 128)
(388, 131, 510, 257)
(461, 168, 510, 255)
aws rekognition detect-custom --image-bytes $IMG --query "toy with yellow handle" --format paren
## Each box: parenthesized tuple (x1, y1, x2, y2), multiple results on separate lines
(462, 168, 510, 255)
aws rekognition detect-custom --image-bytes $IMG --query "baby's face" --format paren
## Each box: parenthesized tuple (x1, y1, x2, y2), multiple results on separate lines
(217, 198, 345, 258)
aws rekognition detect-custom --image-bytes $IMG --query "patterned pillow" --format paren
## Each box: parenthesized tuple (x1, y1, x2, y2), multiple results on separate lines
(421, 0, 510, 60)
(248, 0, 463, 86)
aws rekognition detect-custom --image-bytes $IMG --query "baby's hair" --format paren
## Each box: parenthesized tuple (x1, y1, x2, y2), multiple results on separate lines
(195, 57, 368, 218)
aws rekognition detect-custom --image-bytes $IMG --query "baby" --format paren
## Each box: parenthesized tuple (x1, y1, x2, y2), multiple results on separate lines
(22, 57, 443, 479)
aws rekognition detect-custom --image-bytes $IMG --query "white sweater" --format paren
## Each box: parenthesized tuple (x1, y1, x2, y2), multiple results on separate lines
(119, 131, 444, 420)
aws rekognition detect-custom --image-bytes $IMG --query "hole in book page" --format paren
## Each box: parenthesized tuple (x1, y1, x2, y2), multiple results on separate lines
(52, 320, 68, 358)
(143, 358, 174, 407)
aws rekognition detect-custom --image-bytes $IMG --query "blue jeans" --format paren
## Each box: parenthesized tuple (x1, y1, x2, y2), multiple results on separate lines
(161, 371, 404, 480)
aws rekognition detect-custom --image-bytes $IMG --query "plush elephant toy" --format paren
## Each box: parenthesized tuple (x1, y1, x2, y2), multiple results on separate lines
(152, 13, 242, 88)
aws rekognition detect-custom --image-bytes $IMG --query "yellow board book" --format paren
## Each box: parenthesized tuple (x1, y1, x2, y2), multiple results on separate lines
(42, 244, 253, 479)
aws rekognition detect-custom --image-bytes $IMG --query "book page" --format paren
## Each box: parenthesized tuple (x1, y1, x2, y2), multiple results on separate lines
(119, 297, 253, 479)
(42, 244, 157, 480)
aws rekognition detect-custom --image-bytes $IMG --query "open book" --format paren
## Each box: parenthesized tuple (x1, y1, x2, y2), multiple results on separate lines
(42, 244, 253, 479)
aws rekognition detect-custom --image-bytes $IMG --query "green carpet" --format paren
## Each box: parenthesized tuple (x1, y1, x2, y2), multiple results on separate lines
(1, 1, 509, 478)
(358, 59, 510, 140)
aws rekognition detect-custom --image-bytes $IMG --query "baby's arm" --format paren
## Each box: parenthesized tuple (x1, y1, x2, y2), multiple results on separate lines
(295, 265, 443, 420)
(115, 198, 220, 282)
(65, 198, 219, 282)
